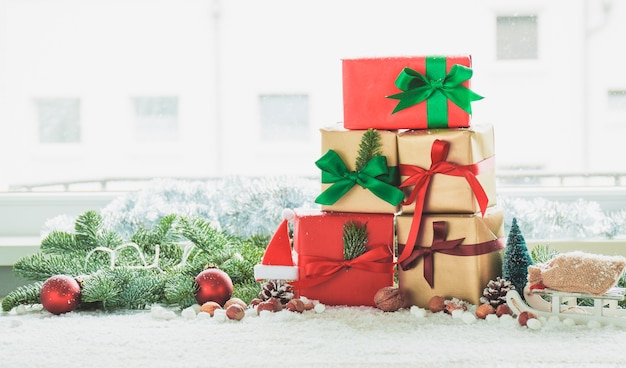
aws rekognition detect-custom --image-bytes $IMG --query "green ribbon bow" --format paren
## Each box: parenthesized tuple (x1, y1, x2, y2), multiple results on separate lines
(314, 149, 405, 206)
(386, 57, 484, 127)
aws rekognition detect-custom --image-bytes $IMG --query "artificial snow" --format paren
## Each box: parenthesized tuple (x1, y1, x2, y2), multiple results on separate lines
(2, 304, 626, 368)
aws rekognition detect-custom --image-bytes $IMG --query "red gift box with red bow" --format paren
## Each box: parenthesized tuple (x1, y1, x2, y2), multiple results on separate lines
(292, 209, 395, 307)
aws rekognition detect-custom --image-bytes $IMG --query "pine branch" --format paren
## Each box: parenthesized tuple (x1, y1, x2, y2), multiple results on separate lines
(40, 231, 82, 254)
(74, 210, 124, 251)
(343, 221, 368, 260)
(355, 129, 383, 171)
(116, 272, 167, 309)
(163, 272, 198, 308)
(13, 253, 96, 281)
(232, 280, 261, 304)
(80, 270, 126, 310)
(131, 214, 183, 257)
(1, 281, 44, 312)
(178, 216, 232, 254)
(530, 244, 559, 264)
(4, 209, 278, 312)
(219, 256, 255, 285)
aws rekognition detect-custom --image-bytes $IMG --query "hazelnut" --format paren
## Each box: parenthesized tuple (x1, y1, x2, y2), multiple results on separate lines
(475, 303, 496, 319)
(374, 286, 405, 312)
(248, 298, 263, 308)
(226, 304, 245, 321)
(285, 299, 305, 313)
(224, 297, 247, 310)
(302, 299, 315, 310)
(268, 297, 283, 311)
(518, 311, 537, 326)
(200, 301, 222, 316)
(256, 301, 276, 315)
(496, 303, 513, 317)
(428, 295, 446, 313)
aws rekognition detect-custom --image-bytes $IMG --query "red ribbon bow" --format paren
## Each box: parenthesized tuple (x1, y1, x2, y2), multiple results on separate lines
(396, 139, 492, 265)
(291, 245, 393, 290)
(399, 221, 504, 288)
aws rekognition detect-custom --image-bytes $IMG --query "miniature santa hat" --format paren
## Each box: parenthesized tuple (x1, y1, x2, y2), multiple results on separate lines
(253, 209, 298, 281)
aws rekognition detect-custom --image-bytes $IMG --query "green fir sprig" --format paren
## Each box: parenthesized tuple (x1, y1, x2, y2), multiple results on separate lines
(355, 129, 383, 172)
(342, 221, 369, 261)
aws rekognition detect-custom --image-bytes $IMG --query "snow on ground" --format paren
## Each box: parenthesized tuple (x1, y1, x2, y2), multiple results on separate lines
(1, 303, 625, 368)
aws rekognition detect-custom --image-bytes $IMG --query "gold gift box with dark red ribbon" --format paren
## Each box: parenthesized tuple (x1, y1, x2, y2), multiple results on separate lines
(292, 209, 395, 307)
(397, 208, 505, 308)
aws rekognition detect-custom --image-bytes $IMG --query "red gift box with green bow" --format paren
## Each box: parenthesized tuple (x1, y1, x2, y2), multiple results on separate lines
(342, 55, 483, 130)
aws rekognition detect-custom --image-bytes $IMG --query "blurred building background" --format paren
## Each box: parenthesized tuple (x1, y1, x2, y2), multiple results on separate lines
(0, 0, 625, 191)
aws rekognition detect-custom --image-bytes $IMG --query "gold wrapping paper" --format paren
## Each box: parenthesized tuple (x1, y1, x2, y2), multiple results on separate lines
(319, 125, 399, 214)
(397, 208, 504, 307)
(398, 124, 496, 214)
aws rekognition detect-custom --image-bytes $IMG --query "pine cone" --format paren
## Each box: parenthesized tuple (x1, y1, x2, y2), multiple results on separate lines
(258, 280, 294, 305)
(480, 277, 515, 307)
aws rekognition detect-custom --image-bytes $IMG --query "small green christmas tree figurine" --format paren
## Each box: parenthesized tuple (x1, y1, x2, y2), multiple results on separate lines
(502, 217, 534, 298)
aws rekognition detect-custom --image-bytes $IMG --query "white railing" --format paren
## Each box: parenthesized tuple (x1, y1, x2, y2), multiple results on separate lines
(7, 172, 626, 192)
(1, 174, 626, 267)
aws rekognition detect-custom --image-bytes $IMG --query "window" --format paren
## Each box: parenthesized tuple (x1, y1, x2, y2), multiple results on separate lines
(259, 94, 309, 142)
(133, 97, 179, 142)
(608, 90, 626, 110)
(496, 15, 539, 60)
(36, 98, 81, 143)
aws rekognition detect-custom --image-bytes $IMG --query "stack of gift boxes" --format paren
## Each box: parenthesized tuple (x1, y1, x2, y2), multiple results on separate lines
(256, 55, 505, 309)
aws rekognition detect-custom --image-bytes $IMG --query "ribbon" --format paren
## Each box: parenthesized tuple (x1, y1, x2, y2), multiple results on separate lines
(314, 149, 405, 206)
(386, 57, 483, 128)
(398, 221, 505, 288)
(291, 245, 393, 290)
(396, 139, 493, 265)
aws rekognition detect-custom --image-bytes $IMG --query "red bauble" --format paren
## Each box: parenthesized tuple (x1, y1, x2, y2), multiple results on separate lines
(40, 275, 81, 315)
(194, 268, 233, 306)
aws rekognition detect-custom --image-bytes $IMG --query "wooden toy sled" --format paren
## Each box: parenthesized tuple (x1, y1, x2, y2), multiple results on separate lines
(506, 284, 626, 327)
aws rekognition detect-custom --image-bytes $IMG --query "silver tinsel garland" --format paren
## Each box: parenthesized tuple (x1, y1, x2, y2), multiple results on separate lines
(43, 177, 626, 241)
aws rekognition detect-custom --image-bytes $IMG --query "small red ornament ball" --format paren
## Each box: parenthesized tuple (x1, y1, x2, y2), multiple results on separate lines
(40, 275, 81, 315)
(194, 268, 233, 306)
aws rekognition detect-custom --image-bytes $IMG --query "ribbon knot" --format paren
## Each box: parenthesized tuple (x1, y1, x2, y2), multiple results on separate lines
(399, 221, 465, 288)
(398, 221, 504, 289)
(314, 149, 405, 206)
(396, 139, 492, 265)
(429, 78, 444, 89)
(291, 245, 393, 290)
(386, 63, 483, 115)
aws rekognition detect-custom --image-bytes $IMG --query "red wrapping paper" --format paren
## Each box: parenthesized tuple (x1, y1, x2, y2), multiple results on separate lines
(292, 209, 394, 306)
(342, 55, 473, 130)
